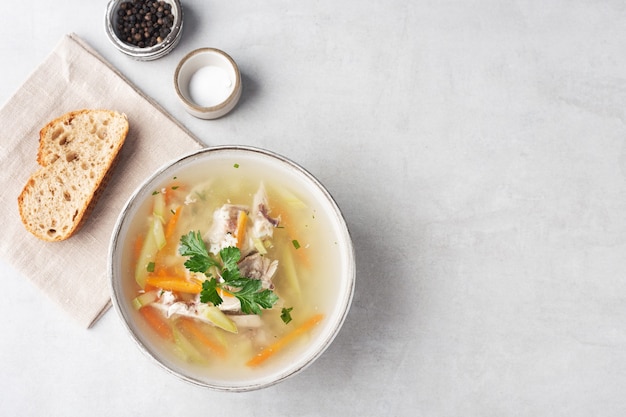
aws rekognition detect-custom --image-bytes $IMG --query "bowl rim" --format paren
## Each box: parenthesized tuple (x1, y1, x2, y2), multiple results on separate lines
(108, 145, 355, 391)
(173, 47, 242, 113)
(104, 0, 184, 60)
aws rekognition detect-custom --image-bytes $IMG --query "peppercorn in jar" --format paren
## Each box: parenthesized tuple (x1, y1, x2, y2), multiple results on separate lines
(116, 0, 174, 48)
(105, 0, 183, 60)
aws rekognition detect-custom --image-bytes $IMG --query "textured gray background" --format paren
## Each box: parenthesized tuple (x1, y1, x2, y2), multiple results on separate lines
(2, 1, 626, 415)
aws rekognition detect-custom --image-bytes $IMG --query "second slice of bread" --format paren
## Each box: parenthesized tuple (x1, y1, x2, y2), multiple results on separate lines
(18, 110, 129, 241)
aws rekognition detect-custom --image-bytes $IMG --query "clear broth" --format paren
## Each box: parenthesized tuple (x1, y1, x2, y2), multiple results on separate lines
(121, 153, 345, 384)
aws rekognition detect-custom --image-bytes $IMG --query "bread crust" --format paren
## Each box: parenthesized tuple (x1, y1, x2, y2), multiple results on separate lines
(17, 109, 129, 241)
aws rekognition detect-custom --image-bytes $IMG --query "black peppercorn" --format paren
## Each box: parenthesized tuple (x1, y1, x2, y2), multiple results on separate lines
(114, 0, 174, 48)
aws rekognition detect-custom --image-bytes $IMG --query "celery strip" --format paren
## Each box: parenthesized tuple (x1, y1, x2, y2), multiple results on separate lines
(252, 237, 268, 255)
(135, 225, 159, 289)
(173, 325, 207, 363)
(281, 244, 302, 298)
(198, 304, 238, 334)
(152, 216, 167, 250)
(279, 189, 307, 209)
(131, 291, 159, 310)
(153, 190, 166, 223)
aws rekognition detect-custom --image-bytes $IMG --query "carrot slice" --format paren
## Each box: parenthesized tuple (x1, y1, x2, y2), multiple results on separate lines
(133, 234, 144, 262)
(218, 288, 235, 298)
(139, 305, 173, 341)
(145, 276, 202, 294)
(153, 264, 169, 277)
(163, 183, 184, 205)
(270, 202, 310, 268)
(165, 206, 182, 239)
(235, 210, 248, 249)
(177, 317, 227, 358)
(246, 314, 324, 367)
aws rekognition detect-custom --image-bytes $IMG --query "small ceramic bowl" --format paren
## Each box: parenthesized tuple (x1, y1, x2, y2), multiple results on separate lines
(105, 0, 183, 61)
(108, 146, 355, 391)
(174, 48, 242, 119)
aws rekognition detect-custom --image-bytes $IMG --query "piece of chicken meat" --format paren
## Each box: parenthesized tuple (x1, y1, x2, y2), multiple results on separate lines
(205, 204, 248, 255)
(238, 252, 278, 290)
(251, 184, 281, 239)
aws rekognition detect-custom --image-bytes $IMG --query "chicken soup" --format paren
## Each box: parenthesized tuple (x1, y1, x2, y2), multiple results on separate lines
(120, 153, 345, 383)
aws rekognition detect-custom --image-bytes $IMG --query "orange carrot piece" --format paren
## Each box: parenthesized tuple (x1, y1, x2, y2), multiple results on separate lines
(164, 183, 184, 205)
(154, 265, 169, 277)
(177, 317, 227, 358)
(235, 210, 248, 249)
(133, 234, 144, 262)
(290, 239, 310, 269)
(246, 314, 324, 367)
(145, 276, 202, 294)
(139, 305, 173, 341)
(165, 206, 182, 239)
(218, 288, 235, 298)
(270, 202, 310, 268)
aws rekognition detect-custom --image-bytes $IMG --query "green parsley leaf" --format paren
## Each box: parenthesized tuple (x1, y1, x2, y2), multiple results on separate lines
(178, 231, 280, 316)
(234, 279, 278, 315)
(281, 307, 293, 324)
(179, 231, 207, 256)
(171, 186, 179, 190)
(200, 278, 223, 306)
(292, 239, 301, 249)
(152, 190, 160, 195)
(146, 262, 155, 273)
(237, 277, 262, 294)
(178, 231, 218, 273)
(255, 288, 280, 309)
(233, 163, 240, 168)
(219, 246, 241, 272)
(221, 268, 246, 286)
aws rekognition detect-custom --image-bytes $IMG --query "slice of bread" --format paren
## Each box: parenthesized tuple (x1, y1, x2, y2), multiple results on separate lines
(18, 109, 129, 241)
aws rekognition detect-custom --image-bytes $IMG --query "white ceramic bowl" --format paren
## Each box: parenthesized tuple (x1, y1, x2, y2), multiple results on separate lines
(105, 0, 184, 60)
(174, 48, 242, 119)
(108, 146, 355, 391)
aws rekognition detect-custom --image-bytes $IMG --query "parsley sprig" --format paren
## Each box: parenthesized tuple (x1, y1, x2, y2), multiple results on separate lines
(179, 231, 279, 315)
(281, 307, 293, 324)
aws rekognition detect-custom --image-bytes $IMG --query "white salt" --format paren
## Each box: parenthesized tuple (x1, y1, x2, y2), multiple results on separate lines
(188, 66, 233, 107)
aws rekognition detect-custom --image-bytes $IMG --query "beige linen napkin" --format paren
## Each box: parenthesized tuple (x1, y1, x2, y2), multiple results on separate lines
(0, 33, 203, 328)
